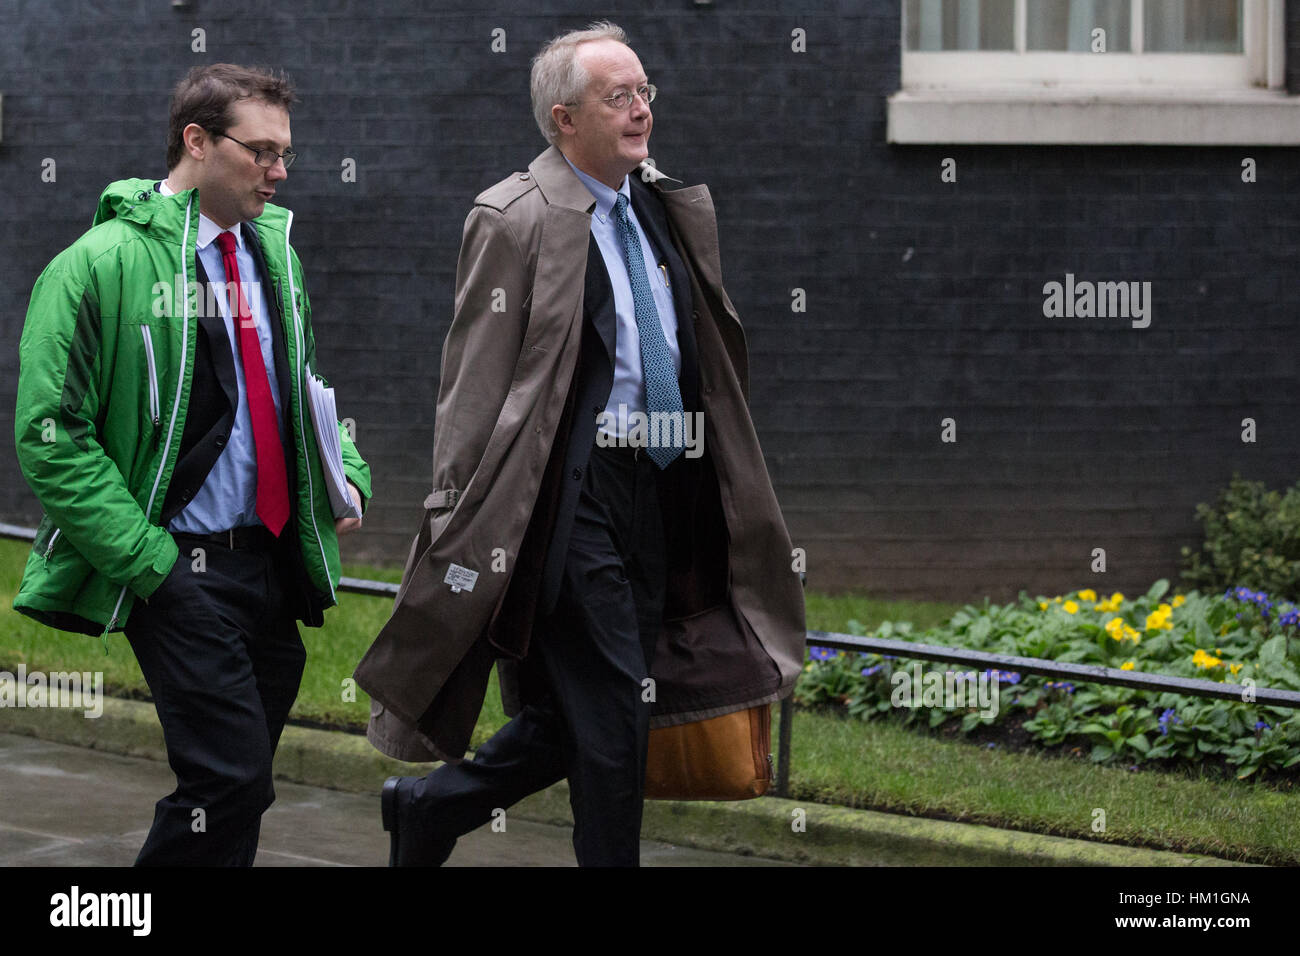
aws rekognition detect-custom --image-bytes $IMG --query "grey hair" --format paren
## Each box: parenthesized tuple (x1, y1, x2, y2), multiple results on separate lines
(530, 21, 629, 145)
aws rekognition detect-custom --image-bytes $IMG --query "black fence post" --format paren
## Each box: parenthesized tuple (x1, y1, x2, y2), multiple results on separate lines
(777, 569, 806, 799)
(776, 695, 793, 798)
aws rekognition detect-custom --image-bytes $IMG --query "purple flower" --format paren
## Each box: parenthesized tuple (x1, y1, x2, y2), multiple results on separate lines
(1157, 708, 1181, 736)
(861, 664, 883, 677)
(1255, 721, 1271, 732)
(808, 646, 839, 662)
(984, 669, 1021, 685)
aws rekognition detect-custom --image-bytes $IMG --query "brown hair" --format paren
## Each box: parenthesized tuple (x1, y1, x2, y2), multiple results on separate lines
(166, 63, 298, 170)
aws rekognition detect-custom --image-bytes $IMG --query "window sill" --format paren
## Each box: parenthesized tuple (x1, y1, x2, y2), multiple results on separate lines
(886, 88, 1300, 145)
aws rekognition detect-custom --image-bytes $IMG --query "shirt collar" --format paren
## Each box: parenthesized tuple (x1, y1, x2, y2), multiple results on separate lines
(561, 155, 630, 221)
(157, 178, 245, 252)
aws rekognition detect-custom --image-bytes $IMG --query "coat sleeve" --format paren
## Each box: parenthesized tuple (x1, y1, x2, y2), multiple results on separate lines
(428, 204, 529, 498)
(13, 253, 178, 599)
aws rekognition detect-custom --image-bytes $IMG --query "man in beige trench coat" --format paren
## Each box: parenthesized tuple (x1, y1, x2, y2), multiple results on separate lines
(353, 21, 805, 866)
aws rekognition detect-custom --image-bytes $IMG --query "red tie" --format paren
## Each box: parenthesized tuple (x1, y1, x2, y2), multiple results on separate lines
(216, 230, 289, 537)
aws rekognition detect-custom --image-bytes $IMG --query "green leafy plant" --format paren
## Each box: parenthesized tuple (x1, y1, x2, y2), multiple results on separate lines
(1079, 705, 1156, 763)
(1181, 474, 1300, 602)
(1223, 717, 1300, 779)
(795, 581, 1300, 779)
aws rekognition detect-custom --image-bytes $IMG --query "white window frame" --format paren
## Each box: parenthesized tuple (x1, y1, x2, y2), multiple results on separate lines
(888, 0, 1300, 144)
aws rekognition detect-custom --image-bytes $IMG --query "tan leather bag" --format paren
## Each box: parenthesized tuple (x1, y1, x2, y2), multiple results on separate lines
(644, 703, 773, 801)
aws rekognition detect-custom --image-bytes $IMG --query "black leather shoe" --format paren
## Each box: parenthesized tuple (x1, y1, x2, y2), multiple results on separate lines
(381, 776, 403, 866)
(382, 774, 456, 866)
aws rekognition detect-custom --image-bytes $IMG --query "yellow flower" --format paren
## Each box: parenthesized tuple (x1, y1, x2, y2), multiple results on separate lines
(1229, 663, 1243, 675)
(1104, 617, 1140, 643)
(1120, 661, 1136, 671)
(1063, 600, 1079, 614)
(1078, 589, 1097, 602)
(1145, 605, 1174, 631)
(1038, 601, 1048, 611)
(1171, 595, 1186, 608)
(1092, 592, 1125, 613)
(1192, 649, 1223, 669)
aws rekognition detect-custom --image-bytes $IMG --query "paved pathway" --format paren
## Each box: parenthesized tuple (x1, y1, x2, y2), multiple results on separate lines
(0, 732, 796, 866)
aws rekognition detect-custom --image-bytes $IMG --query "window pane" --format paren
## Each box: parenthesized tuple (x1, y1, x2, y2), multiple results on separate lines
(1027, 0, 1132, 51)
(1145, 0, 1242, 52)
(904, 0, 1015, 51)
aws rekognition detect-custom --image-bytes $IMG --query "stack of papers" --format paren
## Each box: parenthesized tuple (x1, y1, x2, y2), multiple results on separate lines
(305, 367, 361, 520)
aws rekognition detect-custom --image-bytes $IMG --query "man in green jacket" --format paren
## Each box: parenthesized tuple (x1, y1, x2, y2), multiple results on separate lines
(13, 63, 371, 866)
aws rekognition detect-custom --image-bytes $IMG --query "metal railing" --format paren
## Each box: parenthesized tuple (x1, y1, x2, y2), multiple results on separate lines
(5, 523, 1297, 799)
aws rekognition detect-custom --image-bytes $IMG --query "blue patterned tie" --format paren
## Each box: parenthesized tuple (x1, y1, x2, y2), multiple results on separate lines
(614, 193, 684, 469)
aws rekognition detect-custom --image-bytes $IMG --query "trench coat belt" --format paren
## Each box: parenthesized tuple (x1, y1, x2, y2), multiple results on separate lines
(424, 488, 461, 510)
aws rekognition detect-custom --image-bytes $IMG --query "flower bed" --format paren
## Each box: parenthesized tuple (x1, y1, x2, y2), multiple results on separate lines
(796, 581, 1300, 780)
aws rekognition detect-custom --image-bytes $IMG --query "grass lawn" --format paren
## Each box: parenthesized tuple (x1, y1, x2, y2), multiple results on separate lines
(1, 537, 1296, 863)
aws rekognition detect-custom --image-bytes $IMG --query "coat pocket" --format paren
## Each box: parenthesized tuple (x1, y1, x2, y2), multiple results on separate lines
(139, 325, 162, 441)
(33, 513, 61, 566)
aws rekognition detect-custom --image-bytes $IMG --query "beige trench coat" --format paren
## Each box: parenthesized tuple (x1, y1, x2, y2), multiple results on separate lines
(354, 146, 805, 763)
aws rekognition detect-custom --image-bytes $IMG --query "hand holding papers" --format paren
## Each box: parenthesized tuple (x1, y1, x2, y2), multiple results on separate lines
(305, 367, 362, 520)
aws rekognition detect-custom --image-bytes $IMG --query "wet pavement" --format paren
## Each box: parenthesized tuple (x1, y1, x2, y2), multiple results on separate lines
(0, 732, 796, 866)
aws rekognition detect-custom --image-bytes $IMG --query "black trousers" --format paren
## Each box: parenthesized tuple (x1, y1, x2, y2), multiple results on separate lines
(401, 442, 668, 866)
(124, 535, 305, 866)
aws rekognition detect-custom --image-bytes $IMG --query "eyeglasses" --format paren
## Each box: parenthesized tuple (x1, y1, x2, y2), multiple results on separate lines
(211, 130, 297, 170)
(567, 83, 657, 111)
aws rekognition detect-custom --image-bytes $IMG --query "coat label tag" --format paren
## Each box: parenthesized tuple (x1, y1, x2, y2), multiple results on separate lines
(444, 563, 479, 593)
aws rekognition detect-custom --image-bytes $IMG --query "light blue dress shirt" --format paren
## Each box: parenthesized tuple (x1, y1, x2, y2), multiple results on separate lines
(158, 180, 285, 534)
(563, 156, 681, 441)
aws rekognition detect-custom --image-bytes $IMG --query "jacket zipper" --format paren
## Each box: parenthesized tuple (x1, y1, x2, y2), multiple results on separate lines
(106, 194, 195, 643)
(42, 528, 62, 569)
(284, 211, 336, 601)
(140, 325, 161, 448)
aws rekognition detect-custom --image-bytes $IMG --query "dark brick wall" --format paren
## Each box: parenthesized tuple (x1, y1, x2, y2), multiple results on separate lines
(1, 1, 1297, 601)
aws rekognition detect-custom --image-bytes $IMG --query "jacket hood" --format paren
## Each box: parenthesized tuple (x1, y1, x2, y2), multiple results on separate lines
(93, 178, 176, 231)
(92, 177, 290, 241)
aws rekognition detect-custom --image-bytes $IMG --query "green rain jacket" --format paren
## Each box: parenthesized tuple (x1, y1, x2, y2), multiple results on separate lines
(13, 178, 372, 636)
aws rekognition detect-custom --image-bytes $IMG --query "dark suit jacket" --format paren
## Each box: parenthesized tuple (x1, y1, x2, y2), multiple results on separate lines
(156, 207, 322, 624)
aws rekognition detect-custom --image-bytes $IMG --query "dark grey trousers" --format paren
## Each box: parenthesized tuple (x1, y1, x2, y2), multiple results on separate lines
(399, 442, 668, 866)
(125, 536, 304, 866)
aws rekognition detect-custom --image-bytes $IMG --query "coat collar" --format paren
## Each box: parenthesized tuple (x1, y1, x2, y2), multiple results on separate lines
(529, 146, 598, 213)
(529, 144, 683, 214)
